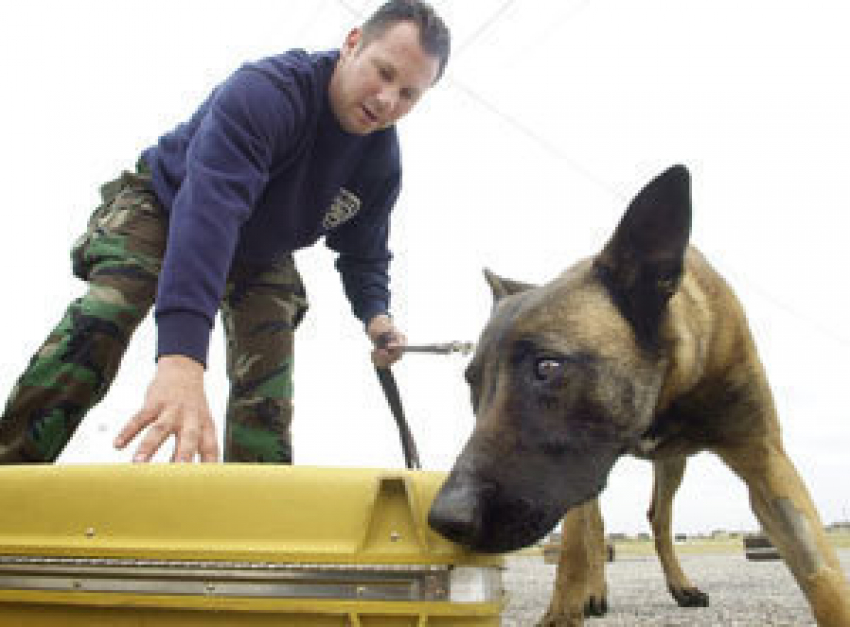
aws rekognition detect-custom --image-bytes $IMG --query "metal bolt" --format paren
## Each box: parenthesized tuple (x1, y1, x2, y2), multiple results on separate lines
(84, 528, 95, 538)
(390, 531, 402, 542)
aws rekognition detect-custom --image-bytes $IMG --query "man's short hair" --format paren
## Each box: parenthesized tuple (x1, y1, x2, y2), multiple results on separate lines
(360, 0, 451, 82)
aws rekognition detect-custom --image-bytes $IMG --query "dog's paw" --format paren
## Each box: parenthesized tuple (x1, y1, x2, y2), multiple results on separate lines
(583, 593, 608, 617)
(669, 584, 709, 607)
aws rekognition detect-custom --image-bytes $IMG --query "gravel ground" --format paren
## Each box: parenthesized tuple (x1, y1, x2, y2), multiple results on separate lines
(501, 548, 850, 626)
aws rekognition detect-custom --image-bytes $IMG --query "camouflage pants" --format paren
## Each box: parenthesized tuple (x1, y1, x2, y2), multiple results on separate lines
(0, 165, 308, 464)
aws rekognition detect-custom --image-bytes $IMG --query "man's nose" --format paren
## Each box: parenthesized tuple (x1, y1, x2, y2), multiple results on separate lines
(375, 88, 398, 114)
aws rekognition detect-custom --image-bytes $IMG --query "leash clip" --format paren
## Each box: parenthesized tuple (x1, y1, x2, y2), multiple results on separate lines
(402, 341, 474, 356)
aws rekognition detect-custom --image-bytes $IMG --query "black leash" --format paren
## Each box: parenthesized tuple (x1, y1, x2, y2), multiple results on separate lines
(374, 365, 422, 470)
(374, 334, 473, 470)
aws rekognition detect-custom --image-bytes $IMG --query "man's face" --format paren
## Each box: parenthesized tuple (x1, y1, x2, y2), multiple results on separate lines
(329, 21, 440, 135)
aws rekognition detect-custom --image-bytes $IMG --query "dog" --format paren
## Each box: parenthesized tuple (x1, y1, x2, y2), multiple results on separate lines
(428, 165, 850, 626)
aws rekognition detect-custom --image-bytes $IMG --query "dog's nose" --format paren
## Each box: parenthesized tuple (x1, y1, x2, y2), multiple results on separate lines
(428, 483, 483, 547)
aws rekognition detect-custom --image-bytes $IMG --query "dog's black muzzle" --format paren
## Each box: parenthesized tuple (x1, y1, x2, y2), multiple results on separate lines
(429, 436, 622, 553)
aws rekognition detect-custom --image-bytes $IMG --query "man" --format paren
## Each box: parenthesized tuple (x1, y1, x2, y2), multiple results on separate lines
(0, 0, 450, 465)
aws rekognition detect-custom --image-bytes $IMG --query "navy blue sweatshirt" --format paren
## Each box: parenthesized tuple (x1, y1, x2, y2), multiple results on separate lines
(142, 50, 401, 365)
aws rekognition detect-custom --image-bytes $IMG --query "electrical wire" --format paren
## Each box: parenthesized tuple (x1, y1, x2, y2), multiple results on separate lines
(453, 0, 517, 57)
(330, 0, 849, 347)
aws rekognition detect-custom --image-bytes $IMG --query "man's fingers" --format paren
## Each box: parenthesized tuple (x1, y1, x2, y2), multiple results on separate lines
(114, 406, 158, 450)
(370, 328, 408, 369)
(132, 410, 176, 463)
(199, 422, 220, 463)
(388, 332, 407, 356)
(380, 332, 408, 367)
(172, 416, 201, 463)
(119, 357, 219, 464)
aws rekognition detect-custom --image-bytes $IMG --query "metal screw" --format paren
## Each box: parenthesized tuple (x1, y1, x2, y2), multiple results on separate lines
(84, 528, 95, 538)
(390, 531, 402, 542)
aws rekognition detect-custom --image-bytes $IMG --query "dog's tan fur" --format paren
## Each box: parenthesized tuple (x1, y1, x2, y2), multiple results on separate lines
(542, 246, 850, 625)
(428, 166, 850, 626)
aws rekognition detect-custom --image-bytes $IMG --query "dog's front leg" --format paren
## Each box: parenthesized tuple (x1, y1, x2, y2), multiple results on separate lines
(537, 499, 606, 627)
(649, 456, 709, 607)
(717, 438, 850, 627)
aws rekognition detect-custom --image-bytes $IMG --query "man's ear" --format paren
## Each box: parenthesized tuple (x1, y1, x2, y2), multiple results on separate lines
(593, 164, 692, 343)
(341, 28, 362, 58)
(483, 268, 535, 305)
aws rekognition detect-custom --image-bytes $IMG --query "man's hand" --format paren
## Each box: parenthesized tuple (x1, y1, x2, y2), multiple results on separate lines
(367, 314, 407, 369)
(114, 355, 220, 463)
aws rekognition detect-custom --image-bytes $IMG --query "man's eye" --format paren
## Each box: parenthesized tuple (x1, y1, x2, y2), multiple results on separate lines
(534, 358, 562, 381)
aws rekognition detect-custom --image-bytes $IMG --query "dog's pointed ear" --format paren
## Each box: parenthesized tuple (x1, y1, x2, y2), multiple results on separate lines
(483, 268, 535, 304)
(594, 164, 692, 343)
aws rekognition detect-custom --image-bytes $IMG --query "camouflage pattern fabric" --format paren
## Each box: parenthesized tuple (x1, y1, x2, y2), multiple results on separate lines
(0, 165, 307, 464)
(221, 256, 307, 463)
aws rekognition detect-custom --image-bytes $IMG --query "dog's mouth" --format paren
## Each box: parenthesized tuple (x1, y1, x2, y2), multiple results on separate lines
(476, 498, 563, 553)
(429, 441, 621, 553)
(429, 480, 591, 553)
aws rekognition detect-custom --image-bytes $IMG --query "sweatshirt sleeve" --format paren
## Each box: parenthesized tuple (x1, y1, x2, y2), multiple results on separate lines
(155, 67, 301, 365)
(325, 169, 401, 326)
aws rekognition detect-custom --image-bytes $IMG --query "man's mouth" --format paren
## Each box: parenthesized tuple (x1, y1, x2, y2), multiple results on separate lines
(361, 105, 379, 125)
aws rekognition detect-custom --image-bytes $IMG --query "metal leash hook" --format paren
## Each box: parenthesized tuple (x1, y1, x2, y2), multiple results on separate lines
(401, 341, 475, 356)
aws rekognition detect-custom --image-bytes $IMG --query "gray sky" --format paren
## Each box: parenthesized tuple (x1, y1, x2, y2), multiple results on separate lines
(1, 0, 848, 535)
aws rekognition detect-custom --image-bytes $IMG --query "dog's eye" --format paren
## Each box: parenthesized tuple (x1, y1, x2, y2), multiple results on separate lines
(535, 358, 563, 381)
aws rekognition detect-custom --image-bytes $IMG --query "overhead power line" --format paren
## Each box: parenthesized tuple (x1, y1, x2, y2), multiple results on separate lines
(721, 267, 850, 349)
(334, 0, 366, 19)
(445, 75, 626, 202)
(332, 1, 845, 347)
(453, 0, 517, 57)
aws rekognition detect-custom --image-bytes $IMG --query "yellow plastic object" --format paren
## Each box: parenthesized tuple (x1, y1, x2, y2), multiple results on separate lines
(0, 464, 503, 626)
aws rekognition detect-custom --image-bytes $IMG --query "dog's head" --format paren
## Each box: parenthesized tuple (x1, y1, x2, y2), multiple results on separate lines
(429, 165, 692, 552)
